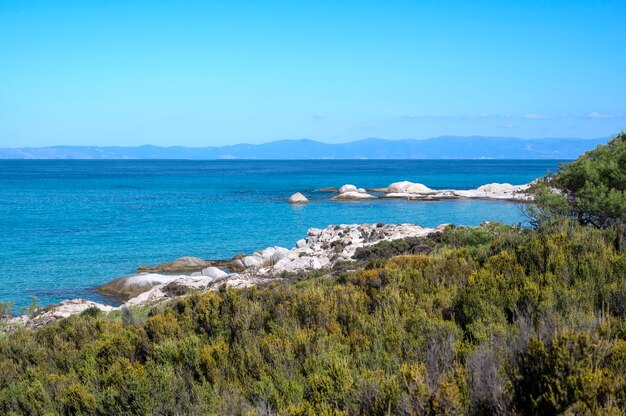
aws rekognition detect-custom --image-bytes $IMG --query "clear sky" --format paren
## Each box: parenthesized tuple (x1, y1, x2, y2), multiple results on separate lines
(1, 0, 625, 147)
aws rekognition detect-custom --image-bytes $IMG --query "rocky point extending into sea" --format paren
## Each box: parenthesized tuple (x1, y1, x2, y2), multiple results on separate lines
(3, 223, 450, 329)
(2, 180, 536, 330)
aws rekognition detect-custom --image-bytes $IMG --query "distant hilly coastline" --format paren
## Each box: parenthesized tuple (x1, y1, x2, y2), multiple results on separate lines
(0, 136, 609, 160)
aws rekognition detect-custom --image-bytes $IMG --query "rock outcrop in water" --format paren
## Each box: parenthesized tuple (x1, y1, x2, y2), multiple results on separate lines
(136, 256, 212, 273)
(317, 181, 534, 202)
(332, 184, 377, 200)
(386, 181, 435, 196)
(288, 192, 309, 204)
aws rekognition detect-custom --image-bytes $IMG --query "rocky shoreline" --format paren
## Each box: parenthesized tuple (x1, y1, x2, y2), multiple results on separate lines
(2, 223, 447, 329)
(1, 180, 535, 330)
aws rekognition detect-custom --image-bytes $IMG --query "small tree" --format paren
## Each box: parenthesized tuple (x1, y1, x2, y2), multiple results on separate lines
(533, 131, 626, 228)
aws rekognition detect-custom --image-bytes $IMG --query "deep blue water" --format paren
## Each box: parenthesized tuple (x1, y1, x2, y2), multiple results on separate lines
(0, 160, 563, 308)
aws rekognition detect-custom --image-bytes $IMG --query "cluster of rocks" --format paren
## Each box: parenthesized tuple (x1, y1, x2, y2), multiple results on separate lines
(5, 223, 446, 329)
(330, 184, 377, 200)
(112, 223, 442, 307)
(291, 181, 534, 202)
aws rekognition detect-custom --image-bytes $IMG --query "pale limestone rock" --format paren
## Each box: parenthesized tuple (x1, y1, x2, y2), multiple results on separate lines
(386, 181, 434, 194)
(241, 255, 264, 268)
(96, 273, 186, 298)
(36, 299, 115, 322)
(201, 267, 228, 279)
(288, 192, 309, 204)
(332, 191, 376, 200)
(338, 184, 358, 193)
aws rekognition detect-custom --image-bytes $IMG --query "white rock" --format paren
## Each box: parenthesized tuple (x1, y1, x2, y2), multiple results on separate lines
(256, 247, 277, 261)
(357, 188, 367, 193)
(201, 267, 228, 279)
(125, 287, 166, 306)
(273, 256, 329, 272)
(241, 256, 264, 268)
(288, 192, 309, 204)
(270, 247, 290, 264)
(387, 181, 433, 194)
(476, 183, 519, 193)
(406, 183, 434, 194)
(332, 191, 376, 200)
(96, 273, 187, 298)
(338, 184, 358, 194)
(39, 299, 115, 320)
(296, 239, 307, 248)
(384, 192, 417, 199)
(452, 190, 474, 198)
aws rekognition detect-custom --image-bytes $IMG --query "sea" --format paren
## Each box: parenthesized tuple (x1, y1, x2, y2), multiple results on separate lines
(0, 159, 563, 309)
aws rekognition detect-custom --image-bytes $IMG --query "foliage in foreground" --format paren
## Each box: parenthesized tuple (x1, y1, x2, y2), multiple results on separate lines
(1, 223, 626, 415)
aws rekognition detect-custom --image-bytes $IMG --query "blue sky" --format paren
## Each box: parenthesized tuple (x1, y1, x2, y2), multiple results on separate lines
(1, 0, 625, 147)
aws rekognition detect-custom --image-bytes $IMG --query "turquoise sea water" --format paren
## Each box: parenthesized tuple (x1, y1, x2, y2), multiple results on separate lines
(0, 160, 563, 308)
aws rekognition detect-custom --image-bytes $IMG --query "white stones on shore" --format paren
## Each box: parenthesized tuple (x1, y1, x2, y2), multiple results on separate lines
(452, 183, 532, 201)
(233, 246, 291, 270)
(14, 223, 449, 329)
(24, 299, 115, 328)
(288, 192, 309, 204)
(257, 223, 440, 275)
(200, 267, 229, 279)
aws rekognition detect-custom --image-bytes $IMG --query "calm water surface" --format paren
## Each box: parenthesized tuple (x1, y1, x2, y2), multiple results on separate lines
(0, 160, 563, 308)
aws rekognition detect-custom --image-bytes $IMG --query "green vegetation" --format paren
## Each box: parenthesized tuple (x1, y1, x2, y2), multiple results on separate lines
(1, 222, 626, 415)
(3, 134, 626, 414)
(534, 131, 626, 229)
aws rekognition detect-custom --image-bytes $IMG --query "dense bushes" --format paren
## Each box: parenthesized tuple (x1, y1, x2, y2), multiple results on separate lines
(534, 131, 626, 229)
(1, 222, 625, 414)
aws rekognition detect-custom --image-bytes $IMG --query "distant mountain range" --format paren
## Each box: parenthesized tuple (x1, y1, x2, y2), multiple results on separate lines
(0, 136, 609, 160)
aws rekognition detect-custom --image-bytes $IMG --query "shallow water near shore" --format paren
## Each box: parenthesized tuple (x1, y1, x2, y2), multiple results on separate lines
(0, 159, 562, 308)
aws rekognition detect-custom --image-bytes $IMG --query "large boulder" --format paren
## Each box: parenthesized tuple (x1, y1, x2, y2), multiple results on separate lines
(288, 192, 309, 204)
(338, 184, 358, 194)
(201, 267, 229, 279)
(241, 255, 264, 268)
(136, 256, 211, 273)
(96, 273, 185, 299)
(386, 181, 434, 194)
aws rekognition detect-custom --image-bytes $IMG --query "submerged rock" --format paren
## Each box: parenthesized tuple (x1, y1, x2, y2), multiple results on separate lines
(288, 192, 309, 204)
(136, 256, 212, 273)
